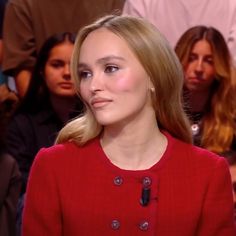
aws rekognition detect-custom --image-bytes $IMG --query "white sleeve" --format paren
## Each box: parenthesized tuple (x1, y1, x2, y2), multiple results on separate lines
(122, 0, 150, 17)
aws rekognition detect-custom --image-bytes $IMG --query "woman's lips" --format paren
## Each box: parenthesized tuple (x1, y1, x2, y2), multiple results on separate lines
(90, 97, 112, 108)
(59, 82, 74, 89)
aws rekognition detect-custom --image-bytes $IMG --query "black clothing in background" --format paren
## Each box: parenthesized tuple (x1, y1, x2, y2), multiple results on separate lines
(0, 153, 21, 236)
(6, 108, 64, 193)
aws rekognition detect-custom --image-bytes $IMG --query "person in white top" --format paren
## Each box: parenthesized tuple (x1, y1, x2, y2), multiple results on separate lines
(123, 0, 236, 64)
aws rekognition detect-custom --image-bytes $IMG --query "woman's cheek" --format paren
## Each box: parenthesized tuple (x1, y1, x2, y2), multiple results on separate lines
(114, 75, 140, 92)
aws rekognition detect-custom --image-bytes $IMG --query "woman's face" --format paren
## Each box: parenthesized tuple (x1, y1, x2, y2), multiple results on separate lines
(184, 39, 216, 92)
(78, 28, 153, 126)
(44, 41, 76, 97)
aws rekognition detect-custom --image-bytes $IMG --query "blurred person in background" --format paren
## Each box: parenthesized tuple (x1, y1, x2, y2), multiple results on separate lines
(175, 26, 236, 158)
(6, 31, 83, 235)
(6, 32, 83, 195)
(175, 27, 236, 227)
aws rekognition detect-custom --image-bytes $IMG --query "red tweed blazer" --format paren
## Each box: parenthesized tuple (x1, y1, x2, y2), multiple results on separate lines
(22, 132, 236, 235)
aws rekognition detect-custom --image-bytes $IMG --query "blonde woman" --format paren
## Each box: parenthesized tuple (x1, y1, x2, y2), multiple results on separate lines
(23, 15, 235, 235)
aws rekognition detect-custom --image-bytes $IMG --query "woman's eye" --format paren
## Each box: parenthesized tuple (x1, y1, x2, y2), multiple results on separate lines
(78, 70, 92, 79)
(188, 54, 197, 62)
(205, 57, 214, 65)
(104, 65, 119, 73)
(50, 61, 64, 68)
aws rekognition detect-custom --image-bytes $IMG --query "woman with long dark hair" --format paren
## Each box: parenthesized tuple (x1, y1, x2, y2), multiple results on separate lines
(6, 32, 83, 193)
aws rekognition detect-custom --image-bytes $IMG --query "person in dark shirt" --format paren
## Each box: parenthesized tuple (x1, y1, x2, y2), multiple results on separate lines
(6, 32, 83, 193)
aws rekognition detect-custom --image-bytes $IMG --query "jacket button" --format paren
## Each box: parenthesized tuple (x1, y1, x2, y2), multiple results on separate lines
(142, 177, 152, 187)
(114, 176, 123, 186)
(111, 219, 120, 230)
(139, 221, 149, 231)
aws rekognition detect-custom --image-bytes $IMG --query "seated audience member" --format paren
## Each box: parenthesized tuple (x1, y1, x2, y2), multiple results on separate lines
(6, 32, 83, 194)
(175, 26, 236, 157)
(0, 94, 21, 236)
(22, 15, 235, 235)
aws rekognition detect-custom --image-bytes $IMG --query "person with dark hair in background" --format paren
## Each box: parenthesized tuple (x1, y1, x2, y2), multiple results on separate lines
(175, 26, 236, 158)
(7, 31, 83, 235)
(22, 15, 235, 235)
(2, 0, 125, 98)
(6, 32, 83, 195)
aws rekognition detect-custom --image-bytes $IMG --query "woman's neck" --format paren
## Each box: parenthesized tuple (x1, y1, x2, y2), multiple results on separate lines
(100, 110, 167, 170)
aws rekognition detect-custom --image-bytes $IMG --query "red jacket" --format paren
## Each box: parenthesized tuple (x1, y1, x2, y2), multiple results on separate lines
(22, 132, 236, 235)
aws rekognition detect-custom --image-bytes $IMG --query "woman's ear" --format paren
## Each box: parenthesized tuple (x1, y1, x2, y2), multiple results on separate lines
(150, 87, 155, 93)
(148, 78, 155, 92)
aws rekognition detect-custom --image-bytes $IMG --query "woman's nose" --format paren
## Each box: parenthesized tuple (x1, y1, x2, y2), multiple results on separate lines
(196, 59, 204, 70)
(194, 60, 204, 77)
(63, 64, 71, 80)
(90, 73, 103, 92)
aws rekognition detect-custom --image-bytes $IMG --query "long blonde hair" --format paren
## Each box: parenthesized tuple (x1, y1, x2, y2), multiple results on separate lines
(56, 15, 192, 145)
(175, 26, 236, 153)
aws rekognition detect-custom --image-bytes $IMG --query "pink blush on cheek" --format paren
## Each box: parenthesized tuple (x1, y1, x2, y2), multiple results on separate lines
(114, 76, 142, 93)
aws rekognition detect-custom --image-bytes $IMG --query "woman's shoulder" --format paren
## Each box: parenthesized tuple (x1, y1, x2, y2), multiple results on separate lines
(166, 131, 228, 167)
(187, 144, 227, 167)
(162, 133, 230, 186)
(29, 138, 101, 176)
(35, 138, 100, 162)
